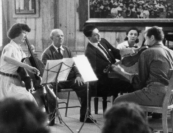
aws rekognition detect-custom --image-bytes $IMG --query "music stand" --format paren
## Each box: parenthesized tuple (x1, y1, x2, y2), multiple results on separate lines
(41, 58, 74, 133)
(73, 55, 101, 133)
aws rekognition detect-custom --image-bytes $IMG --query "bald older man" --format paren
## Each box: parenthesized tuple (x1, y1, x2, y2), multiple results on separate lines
(41, 29, 95, 125)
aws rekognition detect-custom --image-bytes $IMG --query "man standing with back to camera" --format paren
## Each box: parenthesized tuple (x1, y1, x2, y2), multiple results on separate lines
(41, 29, 96, 125)
(83, 25, 134, 101)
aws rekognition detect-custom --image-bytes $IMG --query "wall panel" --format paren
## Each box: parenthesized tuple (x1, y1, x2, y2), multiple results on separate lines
(58, 0, 67, 45)
(66, 0, 75, 51)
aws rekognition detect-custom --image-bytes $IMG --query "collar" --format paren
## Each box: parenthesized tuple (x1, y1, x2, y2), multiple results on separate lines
(52, 43, 64, 51)
(127, 41, 139, 48)
(89, 40, 100, 48)
(150, 41, 164, 47)
(10, 40, 22, 50)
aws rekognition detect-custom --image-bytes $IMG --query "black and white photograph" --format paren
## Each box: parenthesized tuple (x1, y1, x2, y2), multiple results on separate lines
(0, 0, 173, 133)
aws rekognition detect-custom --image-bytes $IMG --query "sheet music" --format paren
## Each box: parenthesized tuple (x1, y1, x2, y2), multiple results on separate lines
(41, 58, 74, 85)
(73, 55, 98, 83)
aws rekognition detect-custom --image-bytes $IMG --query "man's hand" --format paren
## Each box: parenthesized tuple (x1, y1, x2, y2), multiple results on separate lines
(110, 64, 133, 83)
(111, 64, 125, 73)
(75, 76, 84, 86)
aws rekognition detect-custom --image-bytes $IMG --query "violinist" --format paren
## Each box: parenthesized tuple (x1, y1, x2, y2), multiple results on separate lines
(0, 23, 39, 103)
(83, 24, 134, 105)
(117, 27, 141, 58)
(114, 26, 173, 118)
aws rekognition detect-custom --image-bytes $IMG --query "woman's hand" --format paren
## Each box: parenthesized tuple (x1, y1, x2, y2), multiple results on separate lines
(25, 65, 40, 75)
(4, 56, 40, 75)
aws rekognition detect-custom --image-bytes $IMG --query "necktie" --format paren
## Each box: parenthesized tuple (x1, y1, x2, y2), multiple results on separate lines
(58, 47, 63, 59)
(98, 43, 112, 62)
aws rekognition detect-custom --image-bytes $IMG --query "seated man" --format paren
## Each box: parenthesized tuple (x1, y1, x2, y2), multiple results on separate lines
(113, 26, 173, 108)
(83, 25, 134, 99)
(41, 29, 95, 125)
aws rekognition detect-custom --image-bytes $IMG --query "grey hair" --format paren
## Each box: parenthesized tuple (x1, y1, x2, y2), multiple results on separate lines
(49, 29, 63, 40)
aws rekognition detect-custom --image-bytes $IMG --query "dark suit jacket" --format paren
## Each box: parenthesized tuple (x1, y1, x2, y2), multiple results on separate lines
(41, 45, 80, 80)
(85, 38, 121, 95)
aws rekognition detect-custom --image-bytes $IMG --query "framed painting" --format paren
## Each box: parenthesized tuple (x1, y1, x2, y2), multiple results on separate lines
(13, 0, 39, 18)
(80, 0, 173, 31)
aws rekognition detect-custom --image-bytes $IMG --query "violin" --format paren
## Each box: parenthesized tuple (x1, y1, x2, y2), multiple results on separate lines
(103, 46, 148, 73)
(121, 46, 148, 67)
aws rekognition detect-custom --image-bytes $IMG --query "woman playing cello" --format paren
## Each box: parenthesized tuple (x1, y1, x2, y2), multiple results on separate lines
(0, 23, 39, 103)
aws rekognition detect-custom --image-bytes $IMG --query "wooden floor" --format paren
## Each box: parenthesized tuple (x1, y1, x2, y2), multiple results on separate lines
(47, 99, 105, 133)
(46, 99, 173, 133)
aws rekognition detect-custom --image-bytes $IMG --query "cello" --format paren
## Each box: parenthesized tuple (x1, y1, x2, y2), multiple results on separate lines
(17, 37, 62, 123)
(17, 37, 57, 114)
(17, 37, 46, 109)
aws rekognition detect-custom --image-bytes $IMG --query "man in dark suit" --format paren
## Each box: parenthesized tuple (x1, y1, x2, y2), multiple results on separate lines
(83, 25, 134, 98)
(41, 29, 95, 125)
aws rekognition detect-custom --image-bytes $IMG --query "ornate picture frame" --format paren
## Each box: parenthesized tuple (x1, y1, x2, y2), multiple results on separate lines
(12, 0, 39, 18)
(89, 0, 173, 19)
(80, 0, 173, 31)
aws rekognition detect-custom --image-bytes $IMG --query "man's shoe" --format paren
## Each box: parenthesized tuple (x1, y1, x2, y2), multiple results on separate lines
(80, 117, 97, 123)
(152, 113, 162, 119)
(148, 112, 152, 117)
(48, 118, 55, 126)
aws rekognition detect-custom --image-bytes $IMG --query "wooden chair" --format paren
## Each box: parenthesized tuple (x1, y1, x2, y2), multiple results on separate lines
(165, 32, 173, 50)
(94, 96, 114, 114)
(94, 97, 107, 114)
(58, 88, 81, 117)
(58, 89, 112, 115)
(140, 69, 173, 133)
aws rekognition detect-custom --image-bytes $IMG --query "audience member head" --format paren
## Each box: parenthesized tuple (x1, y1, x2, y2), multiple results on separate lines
(83, 25, 101, 43)
(0, 98, 49, 133)
(50, 29, 64, 48)
(124, 27, 140, 44)
(102, 102, 151, 133)
(7, 23, 31, 39)
(144, 26, 164, 46)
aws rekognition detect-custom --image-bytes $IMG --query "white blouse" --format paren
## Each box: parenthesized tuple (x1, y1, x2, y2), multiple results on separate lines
(0, 40, 26, 74)
(117, 41, 139, 57)
(0, 40, 36, 103)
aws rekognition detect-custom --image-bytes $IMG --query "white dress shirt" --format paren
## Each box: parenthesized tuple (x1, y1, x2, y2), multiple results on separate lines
(52, 44, 64, 55)
(89, 41, 111, 63)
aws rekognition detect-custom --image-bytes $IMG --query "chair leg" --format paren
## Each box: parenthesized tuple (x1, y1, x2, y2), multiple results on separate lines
(111, 96, 115, 105)
(102, 97, 107, 113)
(162, 111, 168, 133)
(171, 110, 173, 133)
(65, 91, 71, 117)
(94, 97, 98, 114)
